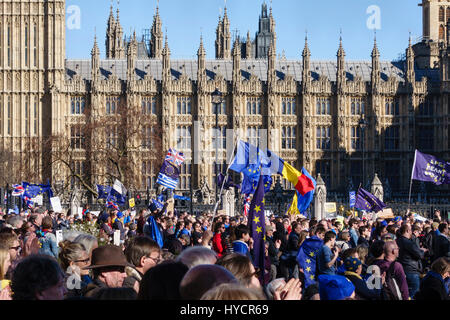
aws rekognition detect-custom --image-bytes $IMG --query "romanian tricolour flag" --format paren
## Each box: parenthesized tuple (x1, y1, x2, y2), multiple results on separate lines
(266, 150, 315, 196)
(286, 168, 316, 217)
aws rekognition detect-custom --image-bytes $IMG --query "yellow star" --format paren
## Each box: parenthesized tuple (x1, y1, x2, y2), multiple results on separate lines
(253, 216, 260, 224)
(309, 252, 315, 257)
(262, 199, 265, 204)
(306, 267, 311, 272)
(310, 275, 314, 280)
(255, 205, 261, 213)
(256, 226, 262, 234)
(306, 258, 311, 264)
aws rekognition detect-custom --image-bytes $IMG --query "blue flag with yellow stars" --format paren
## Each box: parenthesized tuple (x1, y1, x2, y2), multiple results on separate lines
(247, 175, 266, 282)
(96, 185, 112, 200)
(296, 235, 323, 288)
(354, 187, 386, 213)
(22, 181, 53, 199)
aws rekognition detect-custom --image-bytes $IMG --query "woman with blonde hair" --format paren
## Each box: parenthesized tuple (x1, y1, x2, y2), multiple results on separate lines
(58, 240, 91, 298)
(0, 247, 12, 300)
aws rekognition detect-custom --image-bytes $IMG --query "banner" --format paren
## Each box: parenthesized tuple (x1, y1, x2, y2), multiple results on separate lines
(349, 191, 356, 208)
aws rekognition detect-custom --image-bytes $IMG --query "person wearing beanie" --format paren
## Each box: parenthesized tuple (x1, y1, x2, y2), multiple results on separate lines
(344, 257, 383, 300)
(318, 274, 355, 300)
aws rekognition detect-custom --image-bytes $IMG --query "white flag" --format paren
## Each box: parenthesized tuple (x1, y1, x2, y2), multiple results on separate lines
(113, 179, 127, 196)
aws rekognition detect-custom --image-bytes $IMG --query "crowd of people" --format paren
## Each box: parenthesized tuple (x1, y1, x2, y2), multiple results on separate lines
(0, 199, 448, 301)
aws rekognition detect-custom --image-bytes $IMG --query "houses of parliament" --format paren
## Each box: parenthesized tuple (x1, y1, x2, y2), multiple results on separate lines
(0, 0, 448, 200)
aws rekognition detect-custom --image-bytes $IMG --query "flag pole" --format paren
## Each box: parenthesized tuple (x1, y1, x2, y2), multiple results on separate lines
(209, 134, 239, 230)
(408, 150, 417, 213)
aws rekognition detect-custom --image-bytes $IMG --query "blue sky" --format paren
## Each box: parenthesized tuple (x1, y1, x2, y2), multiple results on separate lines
(66, 0, 422, 61)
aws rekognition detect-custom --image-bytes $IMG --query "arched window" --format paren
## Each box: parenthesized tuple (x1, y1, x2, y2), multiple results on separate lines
(439, 25, 445, 40)
(439, 6, 445, 22)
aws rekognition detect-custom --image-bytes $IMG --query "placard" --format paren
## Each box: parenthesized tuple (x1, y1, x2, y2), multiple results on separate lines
(90, 211, 100, 217)
(77, 207, 83, 217)
(31, 195, 43, 206)
(325, 202, 337, 218)
(129, 198, 135, 208)
(50, 197, 63, 213)
(56, 230, 63, 246)
(377, 208, 395, 219)
(113, 230, 121, 246)
(349, 191, 356, 208)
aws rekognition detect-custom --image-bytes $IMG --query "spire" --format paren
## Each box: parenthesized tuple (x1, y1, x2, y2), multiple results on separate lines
(197, 35, 205, 57)
(406, 33, 415, 83)
(150, 4, 163, 59)
(91, 34, 100, 80)
(91, 34, 100, 57)
(245, 31, 252, 59)
(372, 31, 380, 58)
(108, 4, 115, 27)
(337, 33, 345, 58)
(302, 32, 311, 57)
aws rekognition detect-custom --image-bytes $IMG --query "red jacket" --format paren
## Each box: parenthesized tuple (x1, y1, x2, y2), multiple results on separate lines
(212, 233, 224, 257)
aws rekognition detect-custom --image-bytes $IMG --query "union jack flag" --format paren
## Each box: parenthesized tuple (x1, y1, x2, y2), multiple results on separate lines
(165, 148, 185, 166)
(106, 200, 119, 210)
(23, 196, 34, 209)
(12, 184, 25, 197)
(243, 194, 251, 217)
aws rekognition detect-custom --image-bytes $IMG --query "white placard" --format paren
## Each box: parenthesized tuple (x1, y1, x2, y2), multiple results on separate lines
(56, 230, 63, 246)
(414, 214, 428, 222)
(113, 230, 121, 246)
(77, 207, 83, 216)
(50, 197, 63, 213)
(90, 211, 100, 217)
(31, 195, 43, 206)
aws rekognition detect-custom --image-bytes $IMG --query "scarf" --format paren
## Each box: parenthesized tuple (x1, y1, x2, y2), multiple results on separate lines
(344, 271, 363, 280)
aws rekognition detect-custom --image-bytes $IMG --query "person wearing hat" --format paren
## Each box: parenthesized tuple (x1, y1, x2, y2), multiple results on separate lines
(344, 257, 383, 300)
(82, 245, 131, 299)
(318, 274, 355, 300)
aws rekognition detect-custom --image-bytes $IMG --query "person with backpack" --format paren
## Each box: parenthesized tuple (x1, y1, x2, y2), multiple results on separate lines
(372, 240, 409, 300)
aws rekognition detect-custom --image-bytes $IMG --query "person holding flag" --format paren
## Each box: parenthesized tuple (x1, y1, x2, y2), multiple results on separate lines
(297, 226, 326, 288)
(247, 174, 267, 286)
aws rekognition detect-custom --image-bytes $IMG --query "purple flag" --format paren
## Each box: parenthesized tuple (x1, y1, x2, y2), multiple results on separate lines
(354, 187, 386, 213)
(247, 175, 266, 284)
(412, 150, 450, 185)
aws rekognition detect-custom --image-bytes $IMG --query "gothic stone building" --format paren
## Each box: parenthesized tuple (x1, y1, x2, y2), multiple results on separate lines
(0, 0, 449, 199)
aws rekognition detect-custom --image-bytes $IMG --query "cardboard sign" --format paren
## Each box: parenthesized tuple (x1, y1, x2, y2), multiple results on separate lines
(324, 202, 337, 219)
(113, 230, 121, 246)
(90, 211, 100, 217)
(77, 207, 83, 217)
(56, 230, 63, 247)
(31, 195, 43, 206)
(377, 208, 395, 219)
(129, 198, 135, 208)
(50, 197, 63, 213)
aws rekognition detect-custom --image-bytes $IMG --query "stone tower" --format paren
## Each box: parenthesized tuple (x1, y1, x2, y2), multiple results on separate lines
(215, 7, 231, 59)
(150, 5, 163, 59)
(0, 0, 66, 181)
(420, 0, 450, 42)
(106, 6, 125, 59)
(255, 1, 276, 58)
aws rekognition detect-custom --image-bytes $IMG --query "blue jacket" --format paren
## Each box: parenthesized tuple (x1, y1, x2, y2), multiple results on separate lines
(233, 240, 251, 259)
(39, 232, 59, 259)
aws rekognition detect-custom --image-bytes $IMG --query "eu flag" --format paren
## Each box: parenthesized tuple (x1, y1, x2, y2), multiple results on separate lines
(230, 140, 272, 195)
(355, 187, 386, 213)
(145, 215, 164, 248)
(107, 187, 126, 205)
(96, 185, 112, 200)
(22, 182, 53, 199)
(297, 235, 323, 288)
(247, 175, 266, 282)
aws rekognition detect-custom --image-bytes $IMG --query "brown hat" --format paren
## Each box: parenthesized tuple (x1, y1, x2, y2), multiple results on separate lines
(84, 245, 132, 270)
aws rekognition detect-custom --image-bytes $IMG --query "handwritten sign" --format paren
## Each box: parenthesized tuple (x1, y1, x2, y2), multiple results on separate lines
(50, 197, 63, 213)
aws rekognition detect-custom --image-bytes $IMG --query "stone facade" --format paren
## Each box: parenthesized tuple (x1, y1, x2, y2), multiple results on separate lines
(0, 0, 449, 198)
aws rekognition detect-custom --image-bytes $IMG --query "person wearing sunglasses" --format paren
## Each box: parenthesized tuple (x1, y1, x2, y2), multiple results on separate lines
(58, 240, 92, 298)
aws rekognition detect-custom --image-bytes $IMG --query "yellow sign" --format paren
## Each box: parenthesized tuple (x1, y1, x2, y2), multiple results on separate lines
(129, 198, 135, 208)
(325, 202, 337, 213)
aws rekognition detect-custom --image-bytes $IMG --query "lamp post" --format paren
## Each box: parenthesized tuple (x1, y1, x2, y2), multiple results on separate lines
(359, 116, 368, 188)
(211, 88, 224, 204)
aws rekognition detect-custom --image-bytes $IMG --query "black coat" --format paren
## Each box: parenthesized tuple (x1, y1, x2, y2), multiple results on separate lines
(357, 236, 370, 248)
(396, 235, 425, 274)
(345, 273, 382, 300)
(266, 236, 280, 266)
(414, 273, 449, 300)
(433, 234, 450, 261)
